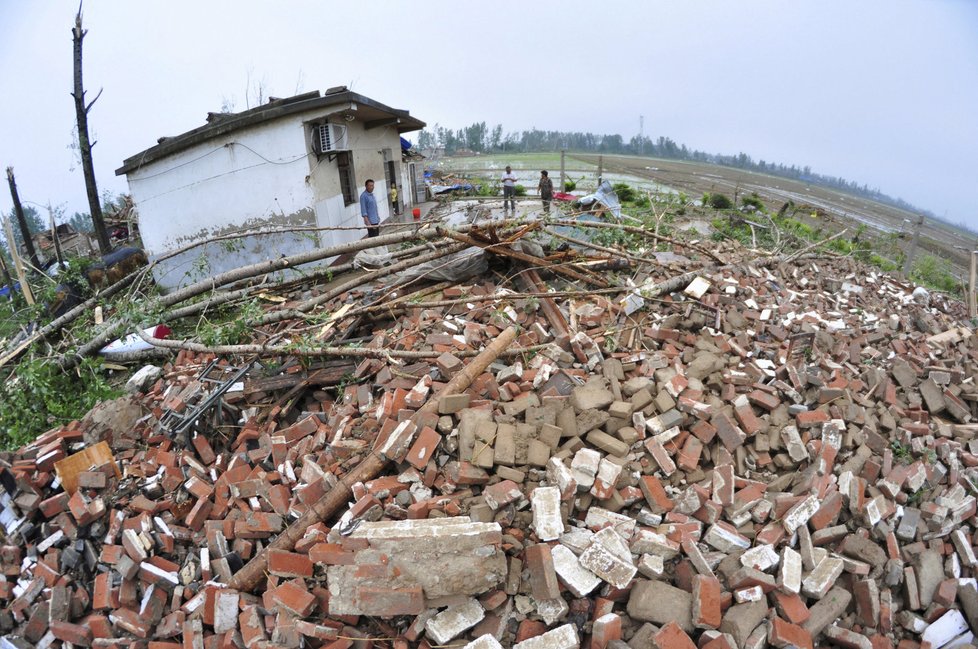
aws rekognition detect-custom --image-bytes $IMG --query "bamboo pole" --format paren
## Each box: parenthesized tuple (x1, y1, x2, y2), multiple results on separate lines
(227, 325, 519, 592)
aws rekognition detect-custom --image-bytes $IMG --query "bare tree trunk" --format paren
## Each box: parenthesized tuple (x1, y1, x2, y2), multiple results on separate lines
(72, 5, 111, 255)
(5, 167, 41, 269)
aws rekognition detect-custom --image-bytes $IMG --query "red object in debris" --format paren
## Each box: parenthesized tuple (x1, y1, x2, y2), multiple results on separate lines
(412, 207, 421, 220)
(553, 192, 575, 202)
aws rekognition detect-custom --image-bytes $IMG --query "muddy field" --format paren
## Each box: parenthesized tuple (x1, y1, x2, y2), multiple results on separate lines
(570, 153, 976, 275)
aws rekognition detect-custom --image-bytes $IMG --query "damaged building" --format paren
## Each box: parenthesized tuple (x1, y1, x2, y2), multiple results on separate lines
(115, 87, 426, 290)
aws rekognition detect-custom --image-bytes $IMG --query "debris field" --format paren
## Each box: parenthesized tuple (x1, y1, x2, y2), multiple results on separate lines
(2, 215, 978, 649)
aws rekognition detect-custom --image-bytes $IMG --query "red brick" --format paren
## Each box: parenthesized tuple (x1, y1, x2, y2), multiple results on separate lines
(110, 607, 152, 638)
(796, 409, 829, 428)
(640, 475, 674, 513)
(516, 619, 548, 643)
(524, 543, 560, 600)
(185, 497, 213, 531)
(771, 591, 810, 625)
(405, 426, 441, 470)
(809, 491, 843, 529)
(747, 389, 780, 412)
(309, 543, 355, 565)
(692, 574, 722, 629)
(239, 606, 267, 647)
(271, 580, 317, 617)
(933, 578, 958, 607)
(654, 621, 697, 649)
(268, 550, 314, 578)
(50, 620, 93, 647)
(769, 616, 813, 649)
(92, 572, 112, 610)
(591, 613, 622, 649)
(677, 435, 703, 471)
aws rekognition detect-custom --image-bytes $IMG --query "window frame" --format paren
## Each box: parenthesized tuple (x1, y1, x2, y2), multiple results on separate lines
(336, 150, 357, 206)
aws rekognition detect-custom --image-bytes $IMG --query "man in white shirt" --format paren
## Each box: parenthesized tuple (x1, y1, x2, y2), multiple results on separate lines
(501, 165, 517, 211)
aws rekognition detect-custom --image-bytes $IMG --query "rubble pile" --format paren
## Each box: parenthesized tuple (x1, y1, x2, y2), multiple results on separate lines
(3, 230, 978, 649)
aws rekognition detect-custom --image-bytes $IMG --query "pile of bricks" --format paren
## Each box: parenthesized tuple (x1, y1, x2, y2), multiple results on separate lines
(3, 238, 978, 649)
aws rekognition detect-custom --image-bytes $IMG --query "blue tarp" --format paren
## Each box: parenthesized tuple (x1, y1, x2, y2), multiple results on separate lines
(400, 137, 412, 150)
(0, 282, 20, 299)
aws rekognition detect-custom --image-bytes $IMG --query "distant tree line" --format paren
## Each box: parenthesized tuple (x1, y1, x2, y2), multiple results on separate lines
(417, 123, 935, 221)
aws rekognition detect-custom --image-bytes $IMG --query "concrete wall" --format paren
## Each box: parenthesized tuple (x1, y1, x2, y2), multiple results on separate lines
(126, 107, 406, 290)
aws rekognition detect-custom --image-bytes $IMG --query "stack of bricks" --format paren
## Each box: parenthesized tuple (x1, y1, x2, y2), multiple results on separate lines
(3, 240, 978, 649)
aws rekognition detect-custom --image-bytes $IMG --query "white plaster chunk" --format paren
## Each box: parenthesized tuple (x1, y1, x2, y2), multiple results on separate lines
(802, 556, 845, 599)
(214, 590, 239, 634)
(531, 487, 564, 541)
(425, 599, 485, 645)
(579, 538, 637, 589)
(551, 544, 601, 597)
(921, 610, 969, 649)
(740, 544, 779, 572)
(570, 449, 601, 489)
(779, 547, 803, 595)
(704, 523, 751, 553)
(583, 506, 636, 541)
(637, 553, 665, 578)
(535, 597, 570, 625)
(512, 623, 580, 649)
(782, 494, 820, 533)
(462, 636, 504, 649)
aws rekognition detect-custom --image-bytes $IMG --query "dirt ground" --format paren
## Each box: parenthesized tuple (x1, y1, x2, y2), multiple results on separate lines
(570, 153, 977, 276)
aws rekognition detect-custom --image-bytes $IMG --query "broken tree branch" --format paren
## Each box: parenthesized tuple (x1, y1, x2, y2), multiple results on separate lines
(437, 227, 611, 288)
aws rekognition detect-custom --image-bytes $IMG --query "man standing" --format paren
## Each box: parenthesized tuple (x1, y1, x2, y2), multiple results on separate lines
(360, 179, 380, 237)
(538, 170, 554, 213)
(501, 165, 517, 211)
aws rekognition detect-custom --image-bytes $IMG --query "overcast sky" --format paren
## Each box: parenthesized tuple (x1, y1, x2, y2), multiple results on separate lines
(1, 1, 975, 228)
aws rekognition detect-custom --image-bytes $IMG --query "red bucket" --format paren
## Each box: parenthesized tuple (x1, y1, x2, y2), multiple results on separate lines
(412, 207, 421, 221)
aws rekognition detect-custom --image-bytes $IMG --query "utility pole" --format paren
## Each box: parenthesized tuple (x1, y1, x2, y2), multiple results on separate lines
(72, 3, 112, 255)
(559, 150, 566, 194)
(639, 115, 644, 156)
(5, 167, 41, 270)
(597, 155, 603, 189)
(902, 214, 925, 278)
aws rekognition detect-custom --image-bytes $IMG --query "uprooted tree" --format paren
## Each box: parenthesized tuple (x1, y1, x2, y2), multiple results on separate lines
(72, 2, 111, 255)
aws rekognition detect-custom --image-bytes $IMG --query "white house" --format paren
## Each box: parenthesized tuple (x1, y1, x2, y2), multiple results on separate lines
(115, 87, 426, 290)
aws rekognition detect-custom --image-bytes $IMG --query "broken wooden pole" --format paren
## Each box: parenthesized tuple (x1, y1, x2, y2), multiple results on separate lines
(2, 215, 35, 305)
(437, 227, 611, 288)
(518, 268, 570, 339)
(5, 167, 42, 270)
(227, 325, 519, 593)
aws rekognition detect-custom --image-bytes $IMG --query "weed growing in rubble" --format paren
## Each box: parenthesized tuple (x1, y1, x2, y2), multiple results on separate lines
(891, 440, 913, 464)
(0, 357, 119, 449)
(911, 254, 960, 295)
(198, 299, 264, 346)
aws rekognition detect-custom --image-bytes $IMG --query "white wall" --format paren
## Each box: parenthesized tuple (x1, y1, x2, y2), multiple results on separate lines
(126, 108, 405, 290)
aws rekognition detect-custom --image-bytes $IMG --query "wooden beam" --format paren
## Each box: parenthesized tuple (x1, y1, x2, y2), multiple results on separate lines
(364, 117, 401, 130)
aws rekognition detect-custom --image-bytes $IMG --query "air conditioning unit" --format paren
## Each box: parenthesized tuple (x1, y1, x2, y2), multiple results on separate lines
(315, 123, 348, 153)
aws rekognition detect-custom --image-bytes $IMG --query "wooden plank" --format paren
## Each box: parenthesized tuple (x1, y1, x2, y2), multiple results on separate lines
(54, 441, 120, 494)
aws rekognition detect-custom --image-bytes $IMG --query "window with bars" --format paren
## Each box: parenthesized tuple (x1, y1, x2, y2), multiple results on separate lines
(337, 151, 356, 205)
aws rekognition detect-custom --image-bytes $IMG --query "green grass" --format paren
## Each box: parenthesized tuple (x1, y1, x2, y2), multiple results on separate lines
(0, 357, 121, 450)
